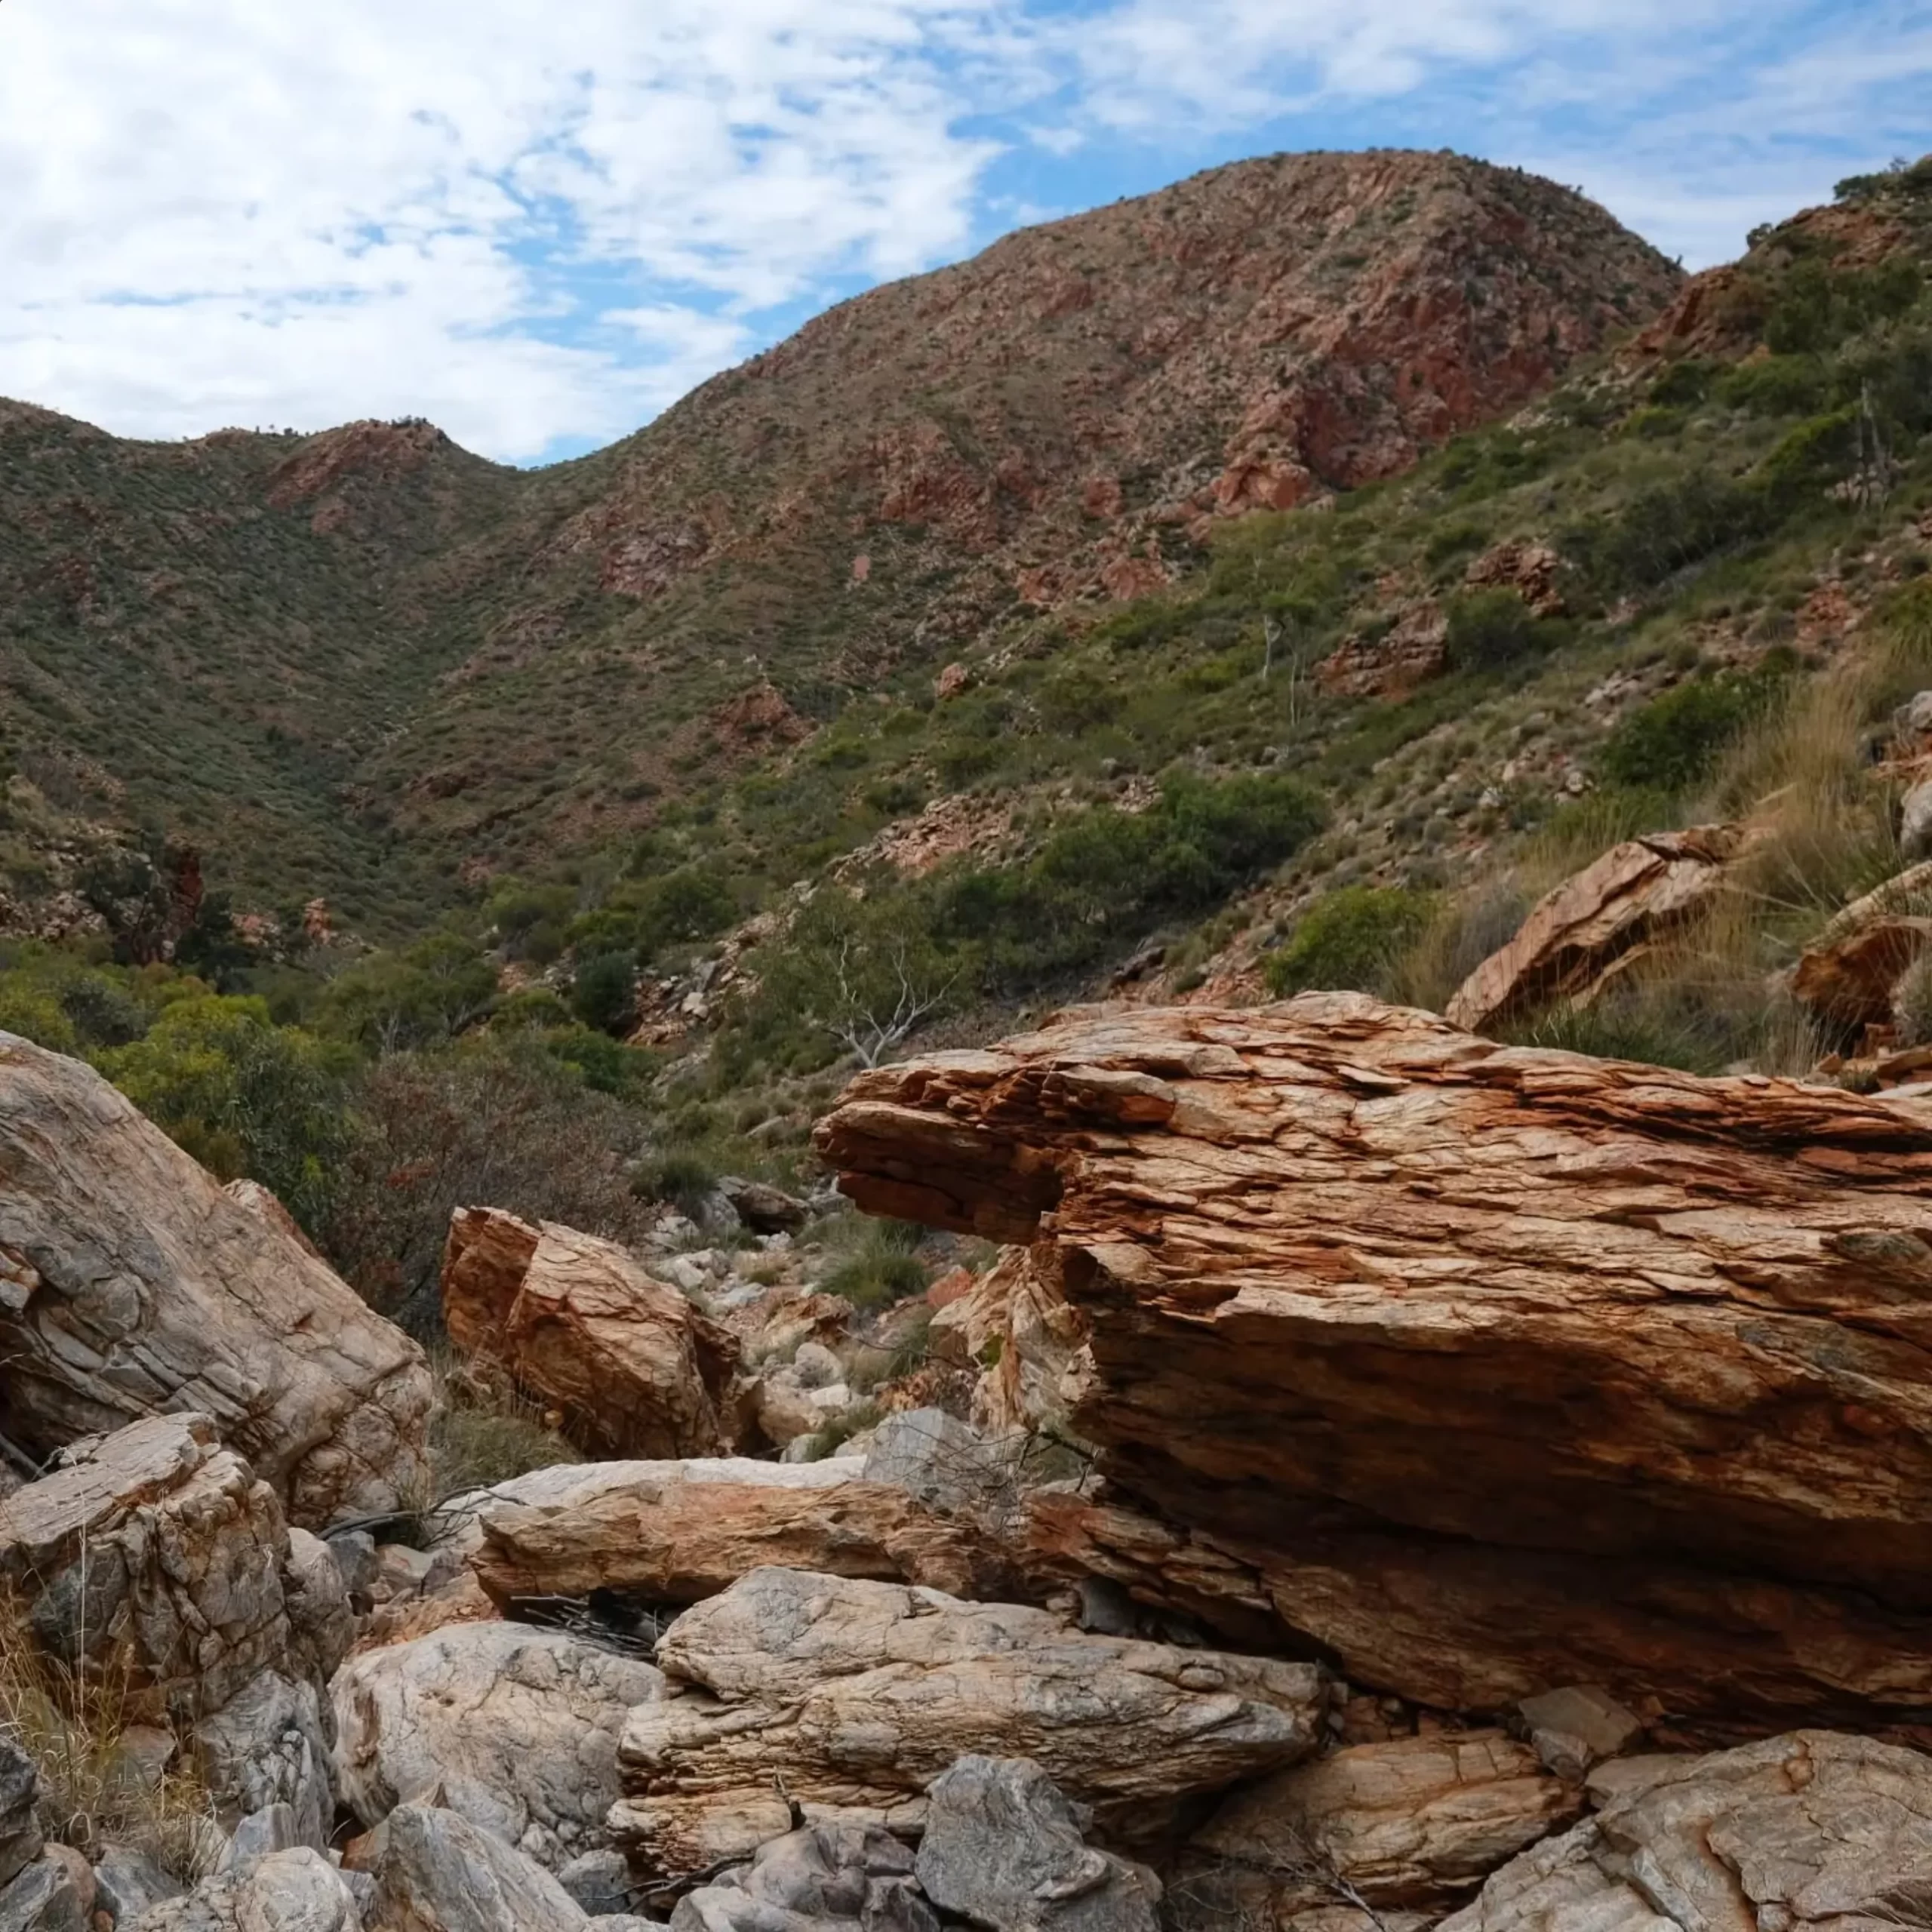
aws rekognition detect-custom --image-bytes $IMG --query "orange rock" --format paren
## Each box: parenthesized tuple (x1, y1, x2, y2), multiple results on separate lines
(1446, 824, 1743, 1034)
(925, 1266, 976, 1311)
(441, 1208, 745, 1460)
(1317, 605, 1448, 698)
(819, 995, 1932, 1736)
(1792, 860, 1932, 1029)
(1464, 540, 1567, 617)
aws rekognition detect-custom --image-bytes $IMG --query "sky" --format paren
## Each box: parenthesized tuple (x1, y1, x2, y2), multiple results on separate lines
(2, 0, 1928, 466)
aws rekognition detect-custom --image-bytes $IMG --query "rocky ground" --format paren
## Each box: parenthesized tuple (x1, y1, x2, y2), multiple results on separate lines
(9, 932, 1932, 1930)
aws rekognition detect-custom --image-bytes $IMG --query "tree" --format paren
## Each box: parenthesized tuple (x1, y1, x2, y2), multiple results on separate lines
(757, 888, 957, 1069)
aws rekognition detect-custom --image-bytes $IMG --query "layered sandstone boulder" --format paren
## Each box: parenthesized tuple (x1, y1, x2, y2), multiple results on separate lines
(1446, 825, 1743, 1033)
(470, 1458, 1027, 1611)
(1440, 1731, 1932, 1932)
(817, 996, 1932, 1734)
(331, 1623, 664, 1874)
(441, 1208, 745, 1459)
(0, 1034, 430, 1524)
(1791, 857, 1932, 1029)
(610, 1566, 1327, 1876)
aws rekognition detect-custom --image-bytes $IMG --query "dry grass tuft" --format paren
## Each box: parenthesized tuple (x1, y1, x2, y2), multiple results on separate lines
(0, 1590, 220, 1881)
(422, 1349, 580, 1506)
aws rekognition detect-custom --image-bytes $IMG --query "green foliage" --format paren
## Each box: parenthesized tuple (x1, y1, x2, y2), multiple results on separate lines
(0, 983, 78, 1054)
(1600, 666, 1788, 793)
(1763, 257, 1924, 356)
(822, 1218, 930, 1311)
(320, 930, 498, 1054)
(99, 995, 351, 1226)
(571, 950, 638, 1035)
(1834, 157, 1932, 205)
(1264, 886, 1435, 998)
(1443, 589, 1548, 669)
(632, 1146, 719, 1219)
(1712, 355, 1829, 417)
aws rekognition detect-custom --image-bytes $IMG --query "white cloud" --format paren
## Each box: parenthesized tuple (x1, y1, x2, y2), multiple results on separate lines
(0, 0, 1921, 459)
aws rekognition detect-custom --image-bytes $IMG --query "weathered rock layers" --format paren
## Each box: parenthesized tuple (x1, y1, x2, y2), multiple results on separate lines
(817, 995, 1932, 1734)
(0, 1034, 430, 1524)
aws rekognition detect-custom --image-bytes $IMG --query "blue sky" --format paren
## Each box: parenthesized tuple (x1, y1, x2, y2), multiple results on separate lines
(2, 0, 1927, 466)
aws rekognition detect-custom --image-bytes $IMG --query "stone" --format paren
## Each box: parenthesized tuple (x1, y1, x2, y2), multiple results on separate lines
(220, 1180, 322, 1261)
(1464, 540, 1567, 617)
(90, 1845, 182, 1924)
(915, 1756, 1160, 1931)
(194, 1672, 332, 1850)
(0, 1740, 42, 1891)
(282, 1531, 355, 1687)
(715, 1179, 808, 1237)
(0, 1415, 299, 1727)
(471, 1460, 1028, 1612)
(371, 1546, 434, 1604)
(1439, 1730, 1932, 1932)
(818, 995, 1932, 1736)
(125, 1847, 361, 1931)
(1901, 774, 1932, 862)
(0, 1032, 430, 1525)
(667, 1824, 937, 1932)
(324, 1533, 379, 1606)
(611, 1567, 1327, 1877)
(1180, 1731, 1582, 1921)
(1792, 859, 1932, 1028)
(331, 1623, 663, 1874)
(1445, 825, 1743, 1034)
(860, 1409, 1019, 1521)
(440, 1209, 743, 1460)
(0, 1852, 88, 1932)
(1512, 1686, 1644, 1780)
(365, 1802, 589, 1932)
(789, 1342, 843, 1391)
(220, 1804, 299, 1869)
(926, 1247, 1086, 1438)
(1315, 605, 1448, 700)
(555, 1851, 633, 1918)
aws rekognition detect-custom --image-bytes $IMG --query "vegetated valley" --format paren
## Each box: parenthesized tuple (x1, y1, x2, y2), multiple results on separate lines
(4, 147, 1932, 1930)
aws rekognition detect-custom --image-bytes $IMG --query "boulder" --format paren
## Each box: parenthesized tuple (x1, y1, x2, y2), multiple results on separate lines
(1315, 605, 1447, 700)
(926, 1246, 1088, 1438)
(1464, 540, 1567, 617)
(0, 1033, 430, 1524)
(471, 1461, 1028, 1612)
(331, 1623, 663, 1874)
(220, 1180, 322, 1260)
(859, 1409, 1020, 1521)
(1439, 1730, 1932, 1932)
(0, 1742, 41, 1891)
(440, 1210, 744, 1459)
(1512, 1685, 1644, 1780)
(283, 1529, 355, 1684)
(126, 1846, 362, 1930)
(1792, 858, 1932, 1029)
(193, 1671, 333, 1850)
(611, 1566, 1327, 1877)
(364, 1803, 589, 1932)
(715, 1178, 809, 1237)
(0, 1414, 299, 1727)
(91, 1844, 183, 1923)
(1180, 1730, 1582, 1922)
(817, 996, 1932, 1735)
(0, 1850, 88, 1932)
(669, 1824, 936, 1932)
(1445, 825, 1743, 1034)
(915, 1755, 1160, 1930)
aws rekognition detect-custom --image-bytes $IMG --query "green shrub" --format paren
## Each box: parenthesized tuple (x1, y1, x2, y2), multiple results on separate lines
(1712, 355, 1829, 417)
(570, 950, 638, 1035)
(633, 1146, 718, 1219)
(1265, 886, 1435, 998)
(1600, 669, 1785, 792)
(1443, 589, 1543, 670)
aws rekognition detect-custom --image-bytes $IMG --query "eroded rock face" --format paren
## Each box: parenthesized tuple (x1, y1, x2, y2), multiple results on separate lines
(1439, 1731, 1932, 1932)
(817, 996, 1932, 1734)
(331, 1623, 664, 1873)
(122, 1847, 362, 1932)
(1181, 1730, 1582, 1922)
(0, 1414, 297, 1727)
(669, 1824, 936, 1932)
(0, 1034, 430, 1524)
(471, 1460, 1027, 1612)
(363, 1803, 590, 1932)
(916, 1756, 1161, 1931)
(1445, 826, 1743, 1034)
(441, 1209, 743, 1460)
(1792, 858, 1932, 1030)
(611, 1566, 1327, 1878)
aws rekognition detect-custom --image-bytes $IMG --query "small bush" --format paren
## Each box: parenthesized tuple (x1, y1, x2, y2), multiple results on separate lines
(632, 1146, 718, 1220)
(571, 950, 638, 1036)
(1443, 589, 1545, 670)
(423, 1354, 579, 1503)
(1601, 670, 1786, 794)
(1265, 886, 1435, 998)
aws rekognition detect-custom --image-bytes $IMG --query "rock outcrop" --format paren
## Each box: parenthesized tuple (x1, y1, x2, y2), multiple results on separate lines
(470, 1459, 1027, 1612)
(818, 996, 1932, 1735)
(0, 1414, 303, 1727)
(669, 1823, 934, 1932)
(1792, 857, 1932, 1030)
(441, 1209, 744, 1460)
(1446, 826, 1743, 1033)
(331, 1623, 664, 1874)
(915, 1756, 1161, 1931)
(360, 1802, 593, 1932)
(611, 1566, 1327, 1876)
(0, 1034, 430, 1524)
(1439, 1730, 1932, 1932)
(128, 1847, 363, 1931)
(1180, 1731, 1583, 1922)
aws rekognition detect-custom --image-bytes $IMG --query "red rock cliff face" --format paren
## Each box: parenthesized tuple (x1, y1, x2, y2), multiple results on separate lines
(552, 150, 1678, 628)
(816, 995, 1932, 1740)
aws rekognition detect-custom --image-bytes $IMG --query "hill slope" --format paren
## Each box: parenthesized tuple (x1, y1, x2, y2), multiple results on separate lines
(0, 149, 1679, 927)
